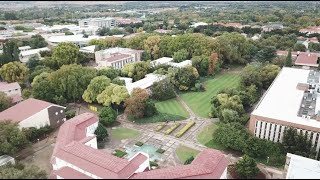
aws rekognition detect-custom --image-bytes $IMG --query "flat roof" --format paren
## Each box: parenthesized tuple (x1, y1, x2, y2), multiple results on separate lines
(286, 153, 320, 179)
(252, 67, 320, 129)
(126, 73, 166, 94)
(48, 35, 105, 43)
(20, 47, 50, 57)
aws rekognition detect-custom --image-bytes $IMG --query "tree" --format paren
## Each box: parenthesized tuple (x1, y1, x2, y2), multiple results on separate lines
(39, 50, 52, 58)
(0, 61, 29, 83)
(260, 64, 281, 89)
(144, 35, 161, 60)
(293, 43, 306, 52)
(98, 107, 117, 127)
(0, 121, 29, 155)
(29, 35, 48, 49)
(82, 76, 111, 103)
(235, 155, 259, 179)
(144, 99, 157, 117)
(0, 163, 47, 179)
(213, 122, 249, 151)
(191, 55, 209, 76)
(29, 66, 53, 82)
(220, 108, 241, 124)
(26, 55, 40, 71)
(0, 92, 12, 111)
(50, 42, 84, 68)
(184, 156, 194, 165)
(309, 43, 320, 52)
(208, 52, 219, 75)
(124, 88, 156, 119)
(112, 77, 125, 86)
(97, 67, 120, 80)
(256, 46, 276, 62)
(173, 49, 189, 62)
(240, 64, 262, 90)
(150, 79, 176, 101)
(168, 66, 199, 91)
(31, 72, 55, 102)
(94, 123, 108, 142)
(121, 61, 151, 81)
(285, 49, 292, 67)
(243, 137, 268, 158)
(0, 40, 20, 66)
(96, 83, 129, 107)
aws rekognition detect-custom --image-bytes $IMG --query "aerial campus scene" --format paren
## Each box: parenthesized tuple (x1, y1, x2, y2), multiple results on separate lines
(0, 1, 319, 179)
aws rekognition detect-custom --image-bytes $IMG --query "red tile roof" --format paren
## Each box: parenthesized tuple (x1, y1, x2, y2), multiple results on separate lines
(277, 50, 298, 56)
(0, 82, 21, 92)
(51, 166, 93, 179)
(0, 98, 57, 123)
(295, 52, 319, 67)
(103, 53, 131, 62)
(10, 94, 23, 104)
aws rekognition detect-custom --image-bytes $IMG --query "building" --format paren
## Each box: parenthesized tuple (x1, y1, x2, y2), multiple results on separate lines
(154, 29, 172, 34)
(121, 73, 166, 94)
(217, 22, 243, 29)
(249, 67, 320, 157)
(79, 45, 97, 61)
(190, 22, 208, 28)
(47, 34, 106, 47)
(79, 17, 116, 28)
(50, 113, 228, 179)
(277, 50, 299, 57)
(95, 47, 143, 69)
(262, 24, 284, 32)
(18, 45, 31, 51)
(19, 47, 50, 63)
(300, 26, 320, 35)
(114, 17, 142, 25)
(284, 153, 320, 179)
(151, 57, 192, 68)
(0, 82, 23, 104)
(294, 52, 319, 69)
(0, 155, 15, 167)
(0, 98, 66, 129)
(35, 24, 99, 35)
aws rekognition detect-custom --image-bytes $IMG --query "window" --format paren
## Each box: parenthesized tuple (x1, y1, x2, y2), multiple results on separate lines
(55, 112, 58, 115)
(60, 110, 63, 113)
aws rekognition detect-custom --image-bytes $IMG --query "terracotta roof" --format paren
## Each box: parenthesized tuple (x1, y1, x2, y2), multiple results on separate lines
(51, 166, 93, 179)
(277, 50, 298, 56)
(10, 94, 23, 104)
(0, 98, 57, 122)
(0, 82, 21, 92)
(130, 149, 227, 179)
(295, 52, 319, 67)
(103, 53, 131, 62)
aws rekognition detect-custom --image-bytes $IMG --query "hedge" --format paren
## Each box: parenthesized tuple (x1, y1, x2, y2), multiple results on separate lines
(135, 141, 144, 146)
(114, 150, 127, 158)
(155, 124, 166, 132)
(164, 123, 181, 135)
(156, 148, 165, 154)
(175, 121, 196, 138)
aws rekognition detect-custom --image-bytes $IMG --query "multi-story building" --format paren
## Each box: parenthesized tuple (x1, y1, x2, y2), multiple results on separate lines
(249, 67, 320, 157)
(95, 47, 143, 69)
(79, 17, 116, 28)
(50, 113, 228, 179)
(284, 153, 320, 179)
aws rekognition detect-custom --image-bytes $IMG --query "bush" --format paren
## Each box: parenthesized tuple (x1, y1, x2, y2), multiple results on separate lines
(114, 150, 127, 158)
(149, 161, 159, 167)
(184, 156, 194, 165)
(164, 123, 181, 135)
(23, 125, 53, 142)
(94, 123, 108, 142)
(175, 121, 195, 138)
(65, 110, 76, 119)
(156, 148, 165, 154)
(135, 141, 144, 146)
(155, 124, 166, 132)
(99, 106, 117, 126)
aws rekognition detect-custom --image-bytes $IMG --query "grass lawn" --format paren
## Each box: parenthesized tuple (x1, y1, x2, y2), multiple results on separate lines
(196, 123, 226, 151)
(129, 112, 185, 123)
(111, 127, 140, 140)
(155, 98, 189, 119)
(175, 145, 200, 163)
(180, 73, 241, 118)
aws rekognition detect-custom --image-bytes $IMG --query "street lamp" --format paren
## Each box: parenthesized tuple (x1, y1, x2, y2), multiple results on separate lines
(267, 156, 270, 164)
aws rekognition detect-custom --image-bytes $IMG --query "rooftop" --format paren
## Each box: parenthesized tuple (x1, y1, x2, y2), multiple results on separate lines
(0, 98, 63, 123)
(48, 35, 106, 44)
(0, 82, 21, 92)
(79, 45, 97, 54)
(252, 67, 320, 129)
(295, 52, 319, 67)
(286, 153, 320, 179)
(0, 155, 14, 166)
(125, 73, 166, 94)
(20, 47, 50, 57)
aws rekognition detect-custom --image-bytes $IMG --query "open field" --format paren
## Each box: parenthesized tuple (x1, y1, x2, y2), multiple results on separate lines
(155, 98, 189, 119)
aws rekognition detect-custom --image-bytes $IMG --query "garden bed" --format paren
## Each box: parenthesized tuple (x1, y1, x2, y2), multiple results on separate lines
(113, 150, 128, 158)
(175, 121, 195, 138)
(164, 123, 181, 135)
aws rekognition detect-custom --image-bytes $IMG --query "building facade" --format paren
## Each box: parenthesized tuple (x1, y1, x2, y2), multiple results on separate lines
(0, 82, 23, 104)
(79, 17, 116, 28)
(95, 47, 143, 69)
(19, 47, 50, 63)
(249, 67, 320, 158)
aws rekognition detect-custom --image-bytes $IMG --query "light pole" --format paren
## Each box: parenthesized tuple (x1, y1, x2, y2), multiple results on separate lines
(267, 156, 270, 164)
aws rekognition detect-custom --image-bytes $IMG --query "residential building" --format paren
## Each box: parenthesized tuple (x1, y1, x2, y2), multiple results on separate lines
(95, 47, 143, 69)
(300, 26, 320, 35)
(284, 153, 320, 179)
(50, 113, 228, 179)
(262, 24, 284, 32)
(0, 98, 66, 129)
(121, 73, 166, 94)
(190, 22, 208, 28)
(294, 52, 319, 69)
(35, 24, 99, 35)
(0, 155, 15, 167)
(217, 22, 243, 29)
(114, 17, 142, 25)
(0, 82, 23, 104)
(276, 50, 299, 57)
(19, 47, 50, 63)
(249, 67, 320, 157)
(154, 29, 172, 34)
(79, 17, 116, 28)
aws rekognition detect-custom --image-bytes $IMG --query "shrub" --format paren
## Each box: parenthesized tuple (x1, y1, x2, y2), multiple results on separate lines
(184, 156, 194, 165)
(155, 124, 166, 132)
(175, 121, 195, 138)
(99, 106, 117, 127)
(23, 125, 53, 142)
(164, 123, 181, 135)
(94, 123, 108, 142)
(114, 150, 127, 158)
(149, 161, 159, 167)
(65, 110, 76, 119)
(156, 148, 165, 154)
(135, 141, 144, 146)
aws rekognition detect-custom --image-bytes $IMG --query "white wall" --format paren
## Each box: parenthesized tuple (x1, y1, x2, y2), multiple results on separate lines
(84, 137, 98, 149)
(1, 88, 21, 97)
(19, 108, 50, 129)
(219, 167, 227, 179)
(86, 122, 98, 136)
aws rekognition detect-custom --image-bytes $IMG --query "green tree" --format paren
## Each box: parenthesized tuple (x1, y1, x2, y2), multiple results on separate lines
(0, 61, 29, 83)
(144, 99, 157, 117)
(0, 40, 20, 65)
(0, 163, 47, 179)
(168, 66, 199, 91)
(191, 55, 209, 76)
(260, 64, 281, 89)
(96, 83, 129, 107)
(235, 155, 259, 179)
(173, 49, 189, 63)
(285, 49, 292, 67)
(125, 88, 154, 118)
(94, 123, 108, 142)
(150, 79, 176, 101)
(121, 61, 151, 81)
(220, 108, 241, 124)
(240, 64, 262, 90)
(50, 42, 84, 68)
(293, 43, 306, 52)
(256, 46, 277, 62)
(184, 156, 194, 165)
(243, 137, 268, 158)
(97, 67, 120, 80)
(0, 92, 12, 111)
(111, 77, 125, 86)
(144, 35, 161, 60)
(29, 35, 48, 49)
(29, 65, 53, 82)
(26, 55, 40, 71)
(98, 107, 117, 127)
(82, 76, 111, 103)
(31, 72, 55, 102)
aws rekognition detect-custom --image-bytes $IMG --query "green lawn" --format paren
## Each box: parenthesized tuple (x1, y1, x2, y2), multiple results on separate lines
(155, 98, 189, 119)
(175, 145, 200, 163)
(180, 73, 241, 118)
(111, 127, 140, 140)
(196, 123, 226, 151)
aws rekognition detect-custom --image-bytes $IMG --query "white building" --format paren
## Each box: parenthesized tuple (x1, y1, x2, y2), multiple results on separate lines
(0, 82, 23, 104)
(95, 47, 143, 69)
(151, 57, 192, 68)
(0, 98, 66, 129)
(249, 67, 320, 156)
(284, 153, 320, 179)
(0, 155, 15, 167)
(190, 22, 208, 28)
(47, 34, 106, 47)
(35, 24, 99, 35)
(18, 46, 31, 51)
(19, 47, 50, 63)
(79, 17, 116, 28)
(121, 73, 166, 94)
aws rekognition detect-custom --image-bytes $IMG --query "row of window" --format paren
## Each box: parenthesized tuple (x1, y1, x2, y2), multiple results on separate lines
(112, 58, 134, 69)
